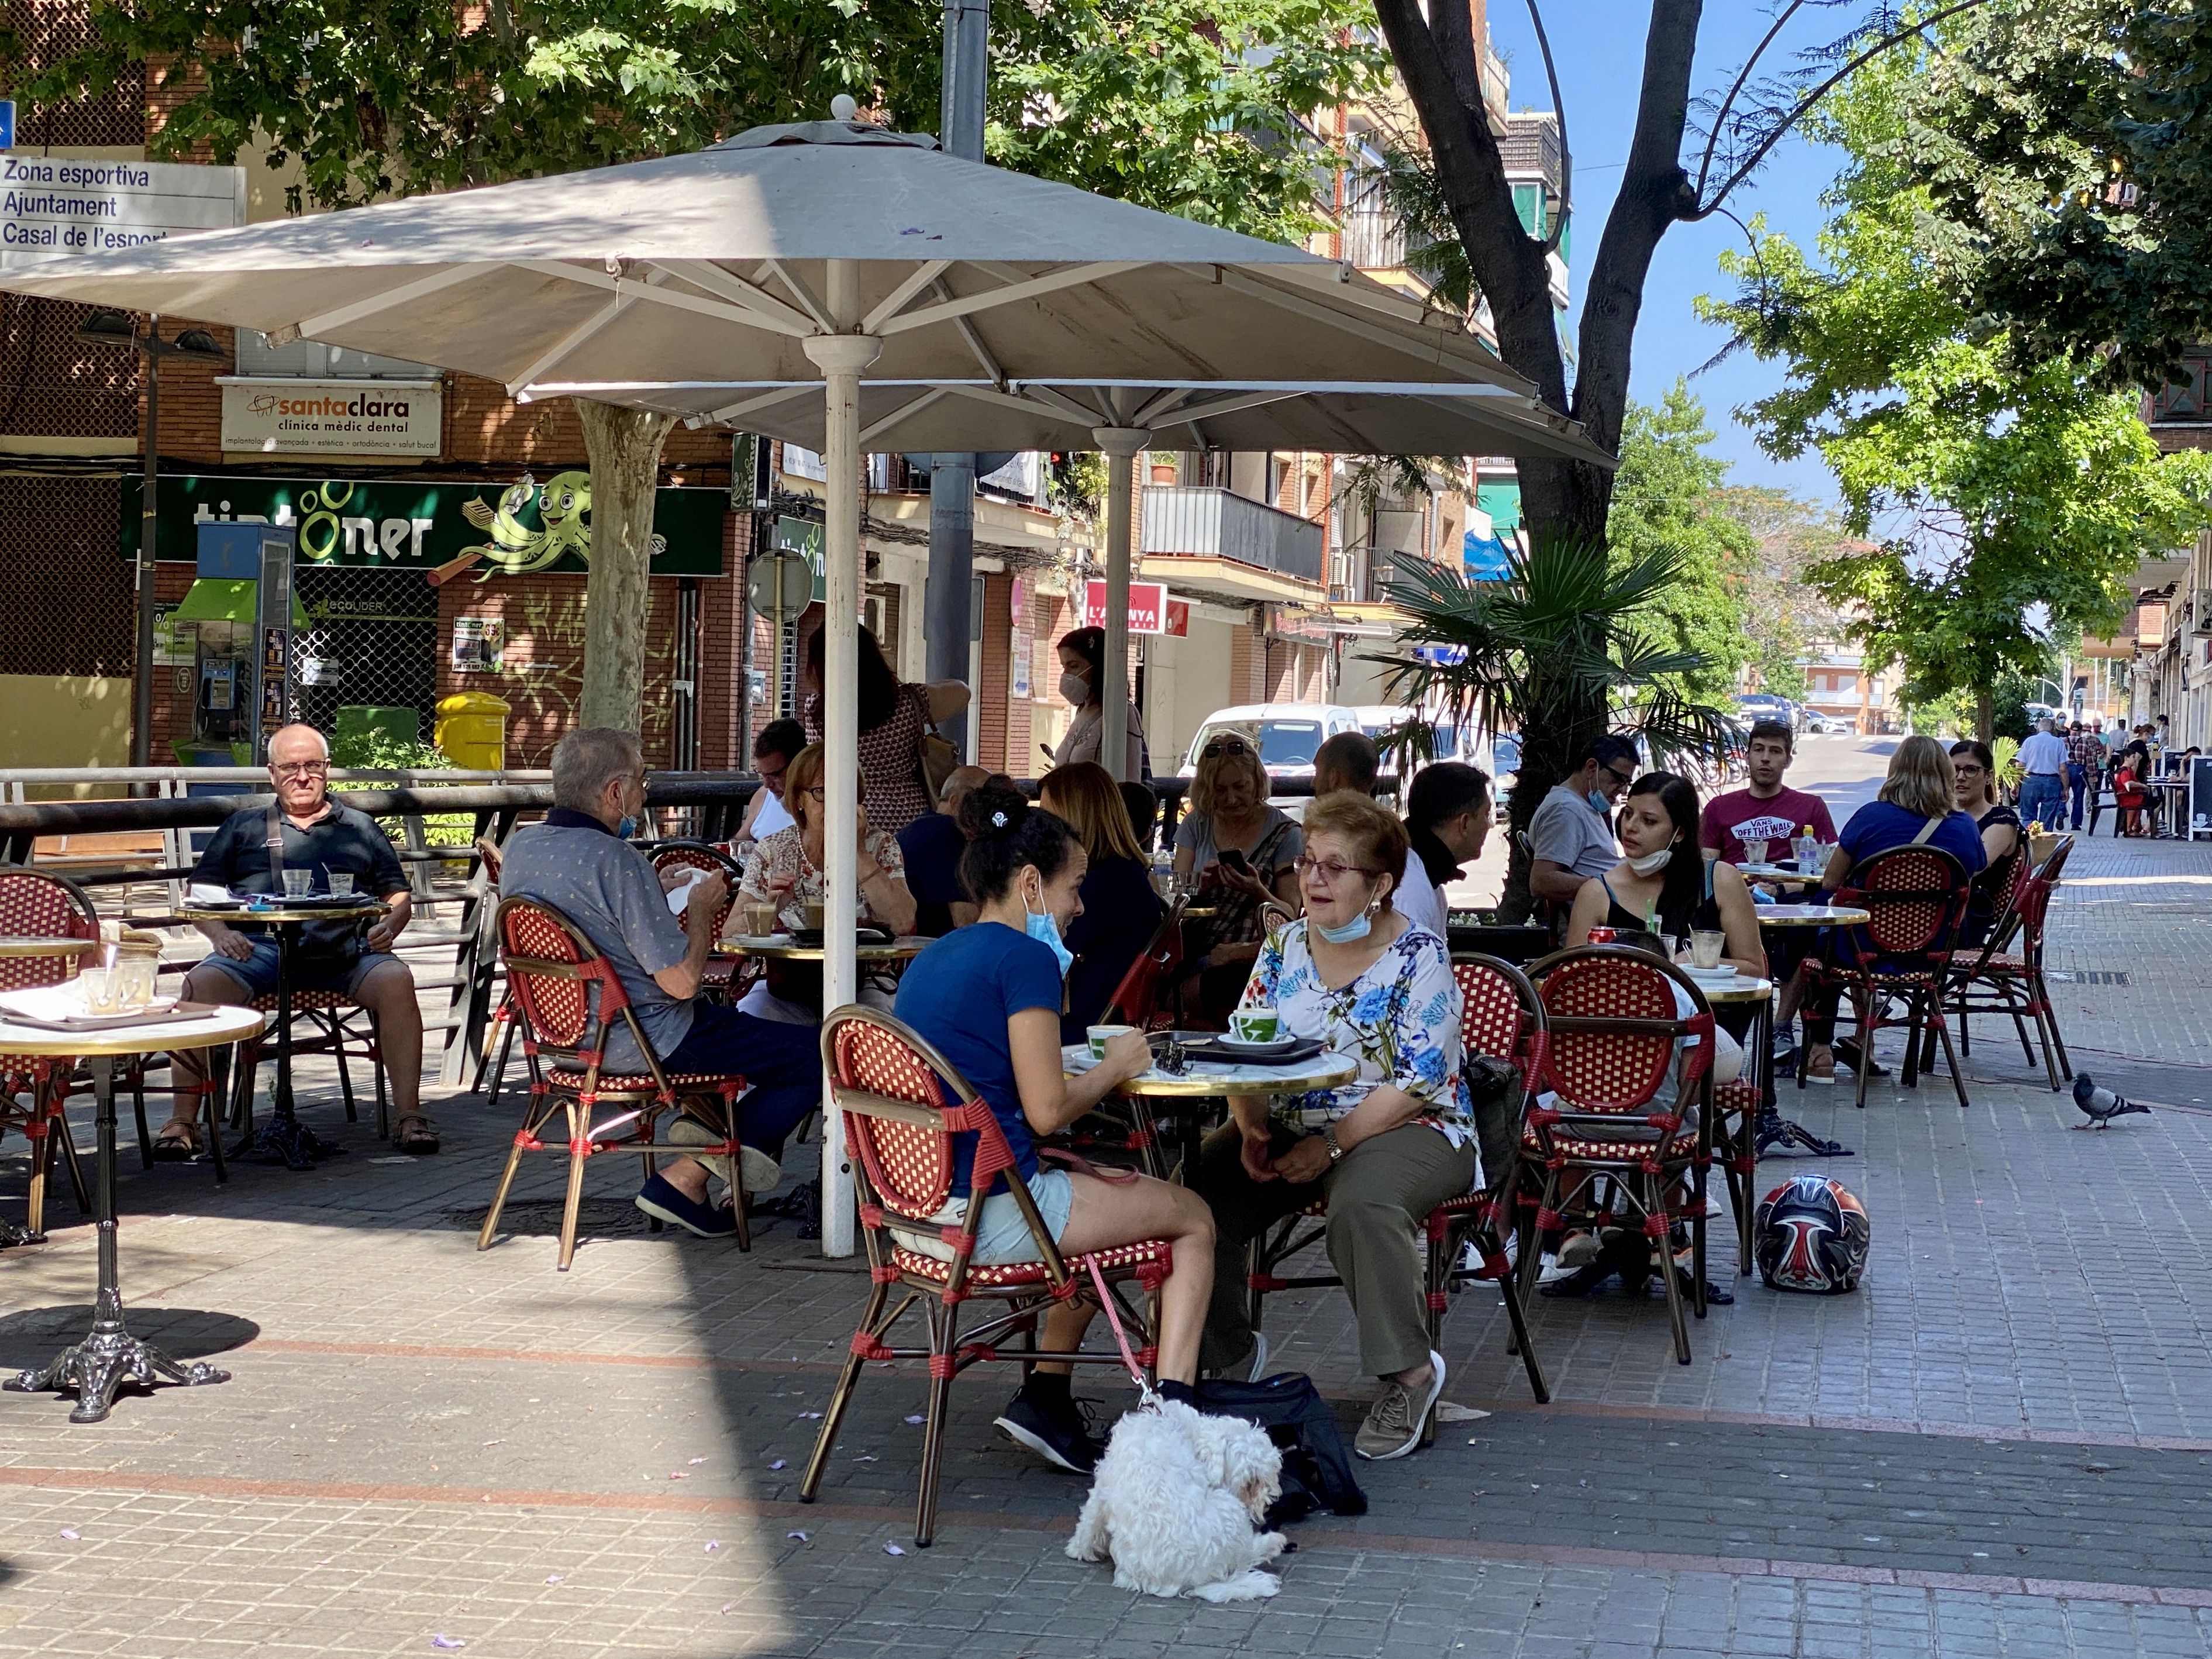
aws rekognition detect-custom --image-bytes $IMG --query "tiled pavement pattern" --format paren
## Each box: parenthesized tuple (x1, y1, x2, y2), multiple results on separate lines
(8, 740, 2212, 1655)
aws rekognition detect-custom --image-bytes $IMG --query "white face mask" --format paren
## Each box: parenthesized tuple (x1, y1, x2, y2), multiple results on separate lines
(1625, 844, 1675, 877)
(1059, 670, 1090, 704)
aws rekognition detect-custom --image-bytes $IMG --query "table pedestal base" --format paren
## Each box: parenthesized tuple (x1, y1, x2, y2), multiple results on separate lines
(1754, 1109, 1852, 1159)
(232, 1111, 344, 1171)
(6, 1312, 229, 1424)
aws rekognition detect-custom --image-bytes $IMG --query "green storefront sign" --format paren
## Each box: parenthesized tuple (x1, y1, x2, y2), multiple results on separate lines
(122, 473, 728, 579)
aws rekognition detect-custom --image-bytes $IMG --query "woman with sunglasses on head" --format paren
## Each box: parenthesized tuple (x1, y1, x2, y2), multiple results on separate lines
(1172, 732, 1303, 1015)
(1948, 740, 2023, 946)
(1190, 791, 1476, 1464)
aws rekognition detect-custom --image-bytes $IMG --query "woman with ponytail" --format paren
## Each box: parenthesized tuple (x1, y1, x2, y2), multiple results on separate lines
(893, 786, 1214, 1475)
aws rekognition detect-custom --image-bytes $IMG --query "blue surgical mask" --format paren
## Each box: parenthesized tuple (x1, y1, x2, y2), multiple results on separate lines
(1024, 890, 1074, 977)
(1587, 790, 1609, 814)
(615, 815, 638, 839)
(1314, 908, 1374, 945)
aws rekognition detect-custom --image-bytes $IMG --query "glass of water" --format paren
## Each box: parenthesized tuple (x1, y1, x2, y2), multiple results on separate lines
(328, 872, 356, 898)
(281, 869, 312, 899)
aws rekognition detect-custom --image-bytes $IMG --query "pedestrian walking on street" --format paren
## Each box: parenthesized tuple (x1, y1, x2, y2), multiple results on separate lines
(2016, 715, 2068, 832)
(2064, 721, 2103, 831)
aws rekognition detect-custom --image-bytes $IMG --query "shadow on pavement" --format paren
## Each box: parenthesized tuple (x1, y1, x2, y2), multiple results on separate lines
(0, 1306, 260, 1371)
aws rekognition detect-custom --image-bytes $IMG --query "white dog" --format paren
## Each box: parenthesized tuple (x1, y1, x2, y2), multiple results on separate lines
(1066, 1397, 1289, 1602)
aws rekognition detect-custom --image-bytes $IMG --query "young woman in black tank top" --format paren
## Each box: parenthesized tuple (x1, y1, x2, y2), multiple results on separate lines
(1565, 772, 1767, 977)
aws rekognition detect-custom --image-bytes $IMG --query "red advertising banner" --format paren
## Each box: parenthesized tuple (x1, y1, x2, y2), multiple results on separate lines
(1080, 579, 1187, 636)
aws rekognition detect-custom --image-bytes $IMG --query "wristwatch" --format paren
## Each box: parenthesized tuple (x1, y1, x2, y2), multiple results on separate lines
(1322, 1124, 1345, 1163)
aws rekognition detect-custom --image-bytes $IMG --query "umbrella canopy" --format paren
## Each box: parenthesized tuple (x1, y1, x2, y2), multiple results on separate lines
(0, 110, 1610, 1255)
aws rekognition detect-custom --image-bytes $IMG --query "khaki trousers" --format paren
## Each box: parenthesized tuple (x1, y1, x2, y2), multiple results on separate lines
(1193, 1118, 1477, 1379)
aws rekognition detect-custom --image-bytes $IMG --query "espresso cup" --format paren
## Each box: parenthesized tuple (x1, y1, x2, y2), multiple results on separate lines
(1087, 1023, 1137, 1061)
(1229, 1006, 1281, 1043)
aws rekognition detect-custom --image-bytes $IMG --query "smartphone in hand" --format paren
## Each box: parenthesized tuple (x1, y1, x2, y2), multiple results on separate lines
(1218, 848, 1252, 875)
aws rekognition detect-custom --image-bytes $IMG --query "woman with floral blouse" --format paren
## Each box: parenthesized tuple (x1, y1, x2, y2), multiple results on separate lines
(1190, 790, 1475, 1463)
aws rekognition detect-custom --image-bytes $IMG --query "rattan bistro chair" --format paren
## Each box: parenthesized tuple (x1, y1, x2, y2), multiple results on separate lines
(802, 1006, 1176, 1548)
(1520, 946, 1717, 1366)
(0, 870, 98, 1234)
(1242, 955, 1550, 1435)
(479, 896, 752, 1270)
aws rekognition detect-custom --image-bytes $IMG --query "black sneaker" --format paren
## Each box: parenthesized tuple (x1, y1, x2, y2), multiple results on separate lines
(993, 1388, 1103, 1474)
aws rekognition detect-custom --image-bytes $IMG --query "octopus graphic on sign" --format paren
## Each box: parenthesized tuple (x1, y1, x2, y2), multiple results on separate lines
(426, 470, 666, 586)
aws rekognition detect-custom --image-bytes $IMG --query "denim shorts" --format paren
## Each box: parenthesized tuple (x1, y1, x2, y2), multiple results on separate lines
(197, 936, 399, 1000)
(894, 1168, 1075, 1265)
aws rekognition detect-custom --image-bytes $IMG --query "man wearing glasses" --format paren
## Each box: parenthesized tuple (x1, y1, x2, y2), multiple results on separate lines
(1527, 734, 1641, 914)
(158, 722, 430, 1157)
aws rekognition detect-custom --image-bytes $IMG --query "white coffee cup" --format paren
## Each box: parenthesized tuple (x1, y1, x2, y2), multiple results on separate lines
(1229, 1006, 1281, 1044)
(1087, 1024, 1136, 1061)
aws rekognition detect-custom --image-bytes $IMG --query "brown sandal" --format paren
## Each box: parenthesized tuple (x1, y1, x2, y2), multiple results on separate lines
(151, 1120, 202, 1162)
(393, 1114, 441, 1155)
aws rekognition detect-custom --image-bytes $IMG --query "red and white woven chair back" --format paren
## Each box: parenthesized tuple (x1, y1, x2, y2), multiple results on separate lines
(1103, 901, 1186, 1030)
(1452, 954, 1539, 1075)
(0, 871, 97, 992)
(1536, 951, 1679, 1114)
(496, 897, 604, 1050)
(652, 843, 737, 939)
(1851, 845, 1966, 958)
(2013, 876, 2054, 954)
(2035, 833, 2075, 886)
(827, 1013, 966, 1221)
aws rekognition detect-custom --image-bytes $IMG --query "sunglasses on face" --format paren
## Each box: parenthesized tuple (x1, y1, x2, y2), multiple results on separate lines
(1203, 738, 1251, 759)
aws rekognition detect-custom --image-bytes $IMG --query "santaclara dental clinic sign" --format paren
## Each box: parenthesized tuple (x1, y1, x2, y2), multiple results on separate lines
(0, 157, 243, 269)
(220, 377, 443, 457)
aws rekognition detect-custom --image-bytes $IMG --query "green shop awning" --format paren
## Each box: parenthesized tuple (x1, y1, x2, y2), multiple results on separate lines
(171, 578, 311, 629)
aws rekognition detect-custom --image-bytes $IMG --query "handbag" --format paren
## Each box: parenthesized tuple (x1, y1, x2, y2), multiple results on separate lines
(912, 684, 959, 802)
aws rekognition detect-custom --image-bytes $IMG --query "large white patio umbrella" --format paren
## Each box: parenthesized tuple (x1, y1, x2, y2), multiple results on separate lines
(646, 376, 1612, 779)
(0, 107, 1605, 1251)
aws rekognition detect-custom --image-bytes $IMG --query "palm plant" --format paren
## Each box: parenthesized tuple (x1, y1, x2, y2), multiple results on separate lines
(1371, 534, 1733, 921)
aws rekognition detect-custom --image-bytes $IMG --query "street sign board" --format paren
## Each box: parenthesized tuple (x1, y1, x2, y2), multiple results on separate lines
(1078, 579, 1188, 636)
(0, 157, 243, 267)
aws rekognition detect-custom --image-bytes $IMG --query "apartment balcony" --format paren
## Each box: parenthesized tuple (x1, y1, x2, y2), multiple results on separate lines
(1140, 485, 1325, 601)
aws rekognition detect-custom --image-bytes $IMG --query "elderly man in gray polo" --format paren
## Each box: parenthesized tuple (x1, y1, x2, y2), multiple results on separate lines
(498, 728, 825, 1237)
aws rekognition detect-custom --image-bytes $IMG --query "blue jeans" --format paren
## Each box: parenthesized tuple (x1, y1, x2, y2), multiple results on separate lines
(2065, 763, 2091, 829)
(660, 1004, 823, 1159)
(2018, 773, 2065, 832)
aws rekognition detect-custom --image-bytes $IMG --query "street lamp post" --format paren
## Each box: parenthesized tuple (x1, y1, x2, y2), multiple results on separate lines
(75, 311, 229, 769)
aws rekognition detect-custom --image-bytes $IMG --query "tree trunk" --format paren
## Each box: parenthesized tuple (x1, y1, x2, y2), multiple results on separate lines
(574, 399, 676, 735)
(1370, 0, 1706, 548)
(1976, 685, 1994, 747)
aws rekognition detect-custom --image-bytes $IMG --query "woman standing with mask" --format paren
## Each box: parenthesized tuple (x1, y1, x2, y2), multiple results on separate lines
(893, 786, 1215, 1475)
(1051, 627, 1152, 777)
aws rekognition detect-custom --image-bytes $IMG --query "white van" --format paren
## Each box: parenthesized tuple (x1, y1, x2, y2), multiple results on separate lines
(1178, 703, 1365, 781)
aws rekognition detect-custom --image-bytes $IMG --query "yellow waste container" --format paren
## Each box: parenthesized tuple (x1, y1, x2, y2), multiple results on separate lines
(434, 691, 511, 772)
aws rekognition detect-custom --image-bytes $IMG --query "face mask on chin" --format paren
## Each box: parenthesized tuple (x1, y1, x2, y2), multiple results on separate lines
(1625, 843, 1674, 876)
(1022, 881, 1074, 977)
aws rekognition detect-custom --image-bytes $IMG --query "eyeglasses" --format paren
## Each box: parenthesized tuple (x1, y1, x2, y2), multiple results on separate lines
(272, 762, 328, 780)
(801, 786, 828, 803)
(1604, 765, 1636, 788)
(1953, 763, 1986, 779)
(1201, 737, 1252, 758)
(1293, 855, 1379, 883)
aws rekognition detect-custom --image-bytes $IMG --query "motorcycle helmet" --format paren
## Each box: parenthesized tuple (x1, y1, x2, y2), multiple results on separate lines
(1754, 1174, 1869, 1293)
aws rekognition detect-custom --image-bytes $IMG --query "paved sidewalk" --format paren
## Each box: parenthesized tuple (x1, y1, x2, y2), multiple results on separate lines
(6, 740, 2212, 1657)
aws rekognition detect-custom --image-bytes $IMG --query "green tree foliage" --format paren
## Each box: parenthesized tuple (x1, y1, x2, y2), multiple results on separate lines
(1698, 58, 2212, 737)
(1897, 0, 2212, 388)
(1374, 534, 1729, 920)
(8, 0, 1382, 242)
(1606, 382, 1757, 704)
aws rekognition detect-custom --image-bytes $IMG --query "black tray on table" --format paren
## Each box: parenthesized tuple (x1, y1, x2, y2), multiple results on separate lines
(1164, 1031, 1327, 1065)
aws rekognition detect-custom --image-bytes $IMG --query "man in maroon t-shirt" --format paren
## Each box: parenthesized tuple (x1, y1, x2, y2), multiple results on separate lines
(1701, 721, 1837, 866)
(1702, 718, 1837, 1065)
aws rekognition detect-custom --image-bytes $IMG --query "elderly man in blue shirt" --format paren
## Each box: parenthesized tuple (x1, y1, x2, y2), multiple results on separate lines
(2015, 715, 2068, 832)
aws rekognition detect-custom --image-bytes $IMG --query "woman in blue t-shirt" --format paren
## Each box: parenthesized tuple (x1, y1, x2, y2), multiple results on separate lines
(893, 786, 1215, 1474)
(1798, 735, 1985, 1083)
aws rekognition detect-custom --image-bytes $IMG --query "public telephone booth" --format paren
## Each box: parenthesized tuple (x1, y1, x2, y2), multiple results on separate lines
(169, 522, 303, 765)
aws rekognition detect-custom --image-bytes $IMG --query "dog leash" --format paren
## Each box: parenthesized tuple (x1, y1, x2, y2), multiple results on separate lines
(1083, 1254, 1161, 1409)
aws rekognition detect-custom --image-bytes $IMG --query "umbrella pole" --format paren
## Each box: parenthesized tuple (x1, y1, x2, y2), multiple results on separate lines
(805, 316, 883, 1258)
(1093, 428, 1148, 783)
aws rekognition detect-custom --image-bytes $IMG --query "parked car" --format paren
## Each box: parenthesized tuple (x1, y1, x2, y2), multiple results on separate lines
(1179, 703, 1365, 782)
(1804, 711, 1851, 736)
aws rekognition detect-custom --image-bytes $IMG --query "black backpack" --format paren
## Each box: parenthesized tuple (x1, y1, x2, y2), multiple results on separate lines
(1193, 1372, 1367, 1526)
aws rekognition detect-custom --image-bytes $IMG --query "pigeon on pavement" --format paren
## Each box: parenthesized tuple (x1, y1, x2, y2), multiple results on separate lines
(2072, 1074, 2149, 1129)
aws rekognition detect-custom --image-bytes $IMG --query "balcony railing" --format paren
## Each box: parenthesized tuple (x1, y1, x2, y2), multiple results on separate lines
(1141, 486, 1324, 584)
